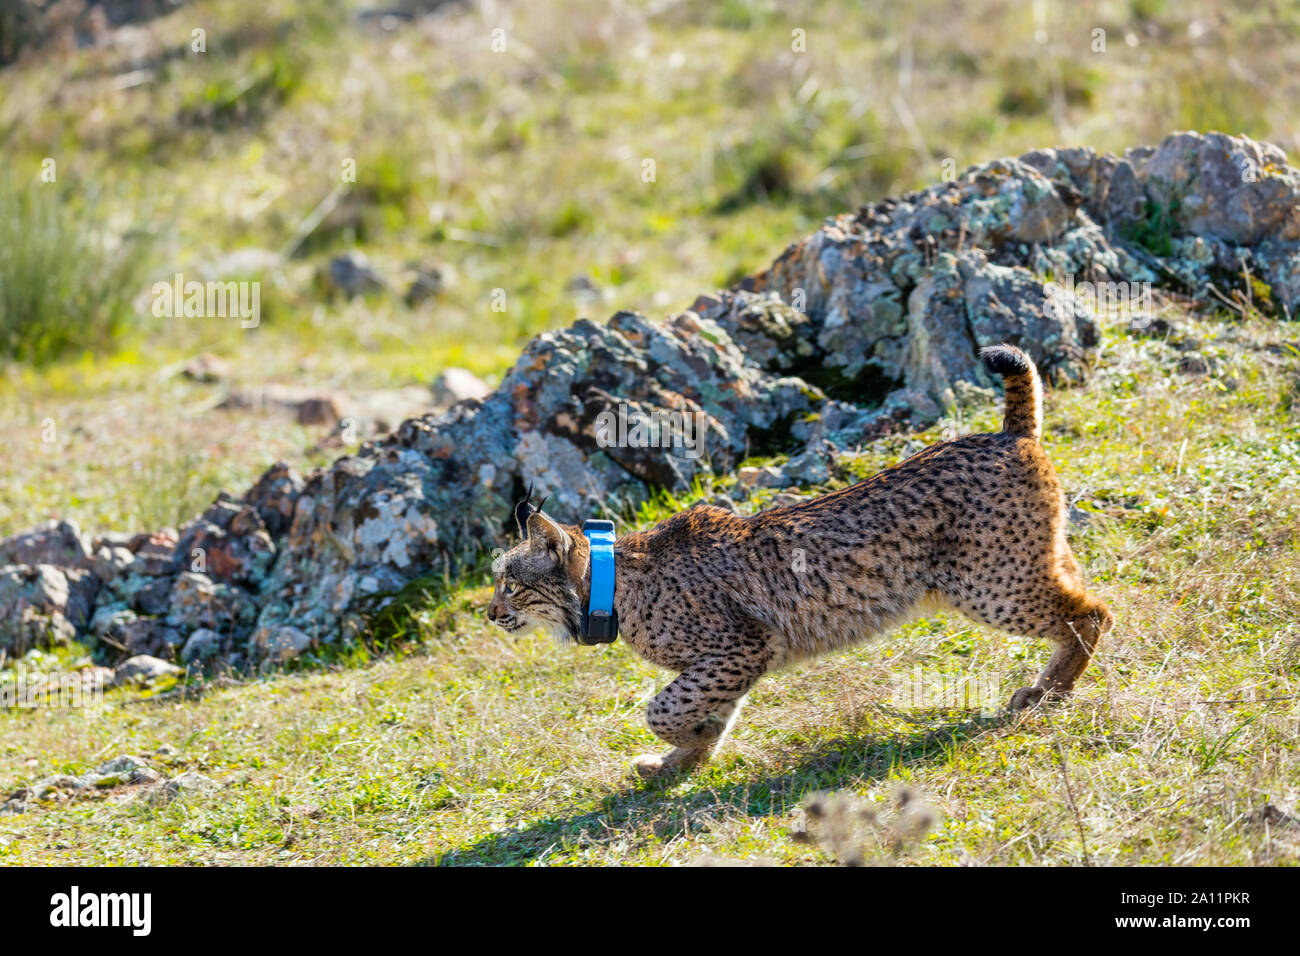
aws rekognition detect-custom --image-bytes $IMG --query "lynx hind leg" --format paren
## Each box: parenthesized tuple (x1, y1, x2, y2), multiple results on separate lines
(633, 655, 763, 779)
(1007, 589, 1114, 712)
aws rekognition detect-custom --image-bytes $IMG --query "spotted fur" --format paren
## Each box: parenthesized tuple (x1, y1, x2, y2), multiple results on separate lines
(488, 344, 1113, 777)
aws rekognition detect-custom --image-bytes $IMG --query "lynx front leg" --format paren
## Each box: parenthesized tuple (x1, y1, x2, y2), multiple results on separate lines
(633, 655, 764, 779)
(1008, 593, 1114, 712)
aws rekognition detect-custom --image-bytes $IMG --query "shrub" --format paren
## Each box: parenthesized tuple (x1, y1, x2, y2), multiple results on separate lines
(0, 176, 155, 365)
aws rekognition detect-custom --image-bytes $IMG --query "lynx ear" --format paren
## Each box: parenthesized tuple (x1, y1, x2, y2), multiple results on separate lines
(526, 510, 570, 557)
(514, 483, 536, 538)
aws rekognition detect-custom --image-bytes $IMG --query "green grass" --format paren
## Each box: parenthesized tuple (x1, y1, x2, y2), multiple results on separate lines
(2, 311, 1297, 865)
(1121, 198, 1182, 259)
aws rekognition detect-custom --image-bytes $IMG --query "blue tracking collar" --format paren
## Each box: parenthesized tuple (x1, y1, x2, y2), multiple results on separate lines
(579, 519, 618, 645)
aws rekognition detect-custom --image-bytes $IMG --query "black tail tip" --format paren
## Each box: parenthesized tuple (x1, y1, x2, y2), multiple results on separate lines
(980, 344, 1030, 377)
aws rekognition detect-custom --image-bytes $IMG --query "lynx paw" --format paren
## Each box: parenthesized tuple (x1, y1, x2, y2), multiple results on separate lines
(1007, 685, 1046, 712)
(632, 754, 668, 778)
(631, 747, 707, 779)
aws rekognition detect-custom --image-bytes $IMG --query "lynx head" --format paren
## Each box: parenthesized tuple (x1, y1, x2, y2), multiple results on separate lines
(487, 490, 588, 642)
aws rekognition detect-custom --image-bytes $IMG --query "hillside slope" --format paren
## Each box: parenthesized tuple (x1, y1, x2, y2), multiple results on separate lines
(2, 309, 1297, 865)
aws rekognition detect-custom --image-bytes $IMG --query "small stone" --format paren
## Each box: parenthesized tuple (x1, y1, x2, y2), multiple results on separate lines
(778, 439, 836, 487)
(295, 396, 342, 426)
(737, 466, 785, 491)
(688, 293, 724, 320)
(181, 628, 222, 663)
(895, 387, 943, 422)
(767, 493, 809, 509)
(34, 775, 90, 798)
(118, 616, 163, 655)
(325, 253, 387, 297)
(404, 264, 443, 306)
(181, 353, 230, 383)
(564, 275, 602, 302)
(148, 771, 219, 805)
(93, 531, 136, 551)
(113, 655, 181, 686)
(125, 574, 174, 617)
(0, 564, 97, 655)
(92, 755, 149, 785)
(254, 625, 313, 664)
(241, 462, 304, 538)
(172, 771, 217, 791)
(165, 571, 257, 633)
(129, 767, 163, 786)
(431, 367, 492, 407)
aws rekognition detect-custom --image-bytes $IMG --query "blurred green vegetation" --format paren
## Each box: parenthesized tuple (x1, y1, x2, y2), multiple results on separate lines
(0, 0, 1294, 376)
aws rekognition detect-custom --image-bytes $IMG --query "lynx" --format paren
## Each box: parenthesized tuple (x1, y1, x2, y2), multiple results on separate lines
(488, 344, 1113, 777)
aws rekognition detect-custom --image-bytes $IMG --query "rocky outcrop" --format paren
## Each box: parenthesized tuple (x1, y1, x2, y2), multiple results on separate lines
(0, 1, 187, 64)
(3, 132, 1298, 665)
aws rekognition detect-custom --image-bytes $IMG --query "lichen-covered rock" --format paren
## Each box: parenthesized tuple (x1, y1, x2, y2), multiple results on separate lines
(242, 461, 305, 539)
(0, 520, 93, 571)
(117, 616, 164, 656)
(1126, 132, 1300, 245)
(740, 158, 1109, 406)
(90, 601, 135, 642)
(5, 131, 1300, 658)
(127, 531, 179, 577)
(165, 571, 258, 636)
(1021, 131, 1300, 314)
(172, 494, 276, 588)
(0, 564, 98, 653)
(91, 543, 135, 583)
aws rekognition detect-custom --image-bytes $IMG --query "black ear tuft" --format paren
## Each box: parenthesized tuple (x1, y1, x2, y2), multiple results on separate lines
(514, 482, 536, 538)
